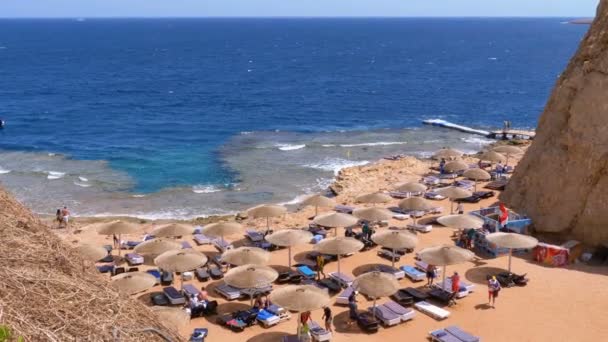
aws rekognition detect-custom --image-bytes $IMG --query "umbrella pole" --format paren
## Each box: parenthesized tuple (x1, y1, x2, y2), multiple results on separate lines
(443, 266, 446, 291)
(266, 217, 270, 235)
(450, 200, 454, 214)
(118, 234, 122, 257)
(337, 254, 341, 274)
(296, 314, 301, 338)
(373, 297, 377, 316)
(288, 246, 292, 269)
(508, 249, 513, 273)
(474, 180, 478, 192)
(315, 205, 318, 217)
(392, 248, 395, 268)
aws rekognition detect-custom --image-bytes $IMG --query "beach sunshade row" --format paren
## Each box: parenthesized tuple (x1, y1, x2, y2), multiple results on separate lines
(355, 192, 392, 204)
(97, 220, 138, 235)
(265, 229, 312, 247)
(485, 232, 538, 249)
(134, 238, 182, 255)
(301, 194, 336, 208)
(433, 148, 463, 160)
(352, 207, 394, 222)
(221, 247, 270, 266)
(463, 168, 491, 181)
(398, 197, 434, 211)
(479, 151, 506, 163)
(111, 272, 157, 295)
(75, 244, 108, 262)
(247, 204, 287, 218)
(353, 271, 400, 299)
(312, 212, 359, 228)
(418, 245, 475, 266)
(270, 285, 330, 312)
(224, 264, 278, 289)
(435, 186, 472, 199)
(151, 223, 193, 237)
(444, 161, 469, 173)
(313, 237, 363, 255)
(154, 249, 208, 273)
(201, 222, 244, 238)
(372, 230, 418, 250)
(394, 181, 427, 193)
(493, 145, 524, 155)
(437, 214, 485, 229)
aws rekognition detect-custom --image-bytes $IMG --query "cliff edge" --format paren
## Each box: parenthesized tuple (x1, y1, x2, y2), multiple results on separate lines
(501, 0, 608, 245)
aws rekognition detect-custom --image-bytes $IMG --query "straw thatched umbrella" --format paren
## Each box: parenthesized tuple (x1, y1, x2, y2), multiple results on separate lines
(265, 229, 313, 268)
(221, 246, 270, 266)
(302, 194, 336, 217)
(313, 237, 363, 274)
(154, 250, 208, 289)
(111, 272, 157, 295)
(352, 207, 393, 222)
(372, 231, 418, 267)
(355, 192, 392, 206)
(201, 222, 244, 245)
(433, 148, 463, 160)
(435, 186, 473, 214)
(75, 244, 108, 262)
(437, 214, 485, 230)
(134, 238, 181, 255)
(270, 285, 330, 337)
(398, 197, 433, 225)
(493, 146, 523, 166)
(418, 245, 475, 289)
(394, 181, 427, 194)
(353, 271, 399, 315)
(444, 160, 469, 173)
(480, 151, 506, 164)
(312, 212, 359, 236)
(151, 223, 193, 237)
(151, 307, 190, 330)
(224, 264, 279, 305)
(247, 204, 287, 234)
(97, 220, 138, 257)
(462, 168, 491, 191)
(485, 232, 538, 272)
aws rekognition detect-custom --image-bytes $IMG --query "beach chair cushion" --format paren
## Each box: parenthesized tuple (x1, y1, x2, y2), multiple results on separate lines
(356, 311, 379, 333)
(377, 249, 401, 262)
(209, 266, 223, 279)
(189, 328, 208, 342)
(401, 265, 426, 281)
(151, 292, 170, 306)
(368, 305, 401, 326)
(309, 320, 332, 341)
(183, 284, 200, 297)
(97, 264, 114, 273)
(163, 286, 186, 305)
(329, 272, 354, 287)
(195, 268, 210, 282)
(256, 309, 280, 327)
(384, 301, 416, 322)
(245, 229, 264, 242)
(404, 287, 430, 302)
(125, 253, 144, 265)
(193, 234, 212, 245)
(336, 287, 354, 305)
(430, 326, 480, 342)
(216, 283, 241, 300)
(317, 278, 341, 294)
(415, 301, 450, 320)
(297, 265, 316, 278)
(391, 289, 415, 307)
(181, 241, 193, 249)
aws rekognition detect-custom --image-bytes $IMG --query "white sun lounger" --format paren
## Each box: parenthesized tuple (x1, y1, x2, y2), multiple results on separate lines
(408, 223, 433, 233)
(309, 321, 332, 342)
(437, 278, 474, 298)
(329, 272, 353, 288)
(125, 253, 144, 266)
(182, 284, 201, 298)
(415, 301, 450, 320)
(368, 305, 401, 326)
(336, 286, 354, 305)
(213, 238, 233, 252)
(384, 300, 416, 322)
(193, 234, 212, 245)
(375, 265, 405, 280)
(415, 261, 442, 276)
(256, 308, 281, 327)
(400, 265, 426, 282)
(215, 283, 241, 300)
(245, 229, 264, 242)
(267, 304, 291, 322)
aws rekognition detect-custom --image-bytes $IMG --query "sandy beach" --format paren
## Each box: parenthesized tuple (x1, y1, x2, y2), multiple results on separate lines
(50, 150, 608, 342)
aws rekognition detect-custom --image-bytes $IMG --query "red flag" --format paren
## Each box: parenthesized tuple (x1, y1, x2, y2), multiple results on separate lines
(499, 203, 508, 226)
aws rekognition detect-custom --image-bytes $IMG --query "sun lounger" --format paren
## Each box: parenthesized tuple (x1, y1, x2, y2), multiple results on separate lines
(311, 234, 324, 244)
(297, 265, 316, 279)
(208, 265, 223, 279)
(377, 249, 401, 262)
(308, 225, 328, 237)
(267, 304, 291, 322)
(357, 311, 379, 333)
(336, 286, 354, 305)
(430, 326, 480, 342)
(217, 314, 247, 332)
(195, 268, 210, 282)
(193, 234, 212, 245)
(384, 300, 416, 322)
(213, 238, 233, 252)
(241, 285, 273, 299)
(404, 287, 430, 302)
(484, 180, 507, 190)
(125, 253, 144, 265)
(181, 241, 193, 249)
(256, 309, 280, 327)
(183, 284, 201, 298)
(309, 320, 332, 341)
(281, 336, 301, 342)
(407, 223, 433, 233)
(151, 292, 170, 306)
(415, 301, 450, 320)
(163, 286, 186, 305)
(189, 328, 208, 342)
(329, 272, 353, 288)
(391, 289, 414, 307)
(425, 192, 446, 201)
(415, 261, 442, 276)
(120, 240, 141, 249)
(400, 265, 425, 282)
(215, 283, 242, 300)
(437, 278, 474, 297)
(245, 229, 264, 242)
(364, 264, 404, 280)
(429, 288, 457, 306)
(99, 253, 113, 263)
(334, 205, 356, 214)
(317, 278, 341, 294)
(97, 264, 114, 273)
(277, 271, 303, 284)
(368, 305, 401, 326)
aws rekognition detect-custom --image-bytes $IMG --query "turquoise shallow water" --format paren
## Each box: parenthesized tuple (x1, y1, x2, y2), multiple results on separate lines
(0, 18, 587, 217)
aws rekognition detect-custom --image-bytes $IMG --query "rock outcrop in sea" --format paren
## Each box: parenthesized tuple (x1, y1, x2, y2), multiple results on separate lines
(501, 0, 608, 245)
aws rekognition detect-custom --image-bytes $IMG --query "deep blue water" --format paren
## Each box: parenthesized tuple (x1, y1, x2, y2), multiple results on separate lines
(0, 18, 587, 196)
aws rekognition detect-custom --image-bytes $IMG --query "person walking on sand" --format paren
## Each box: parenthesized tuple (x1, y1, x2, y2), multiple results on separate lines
(456, 202, 464, 215)
(61, 206, 70, 230)
(55, 208, 62, 227)
(316, 254, 326, 280)
(439, 158, 446, 174)
(322, 306, 333, 332)
(347, 291, 359, 326)
(451, 271, 461, 293)
(426, 263, 437, 287)
(361, 221, 370, 240)
(488, 275, 501, 308)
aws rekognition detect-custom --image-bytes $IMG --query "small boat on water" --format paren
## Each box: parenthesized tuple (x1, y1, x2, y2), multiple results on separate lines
(0, 119, 4, 128)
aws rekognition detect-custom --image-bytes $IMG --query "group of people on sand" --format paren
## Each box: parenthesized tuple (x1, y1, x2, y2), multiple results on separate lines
(55, 206, 70, 229)
(185, 286, 214, 317)
(298, 306, 333, 341)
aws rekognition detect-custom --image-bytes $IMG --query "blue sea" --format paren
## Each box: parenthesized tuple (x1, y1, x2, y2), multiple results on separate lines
(0, 18, 587, 218)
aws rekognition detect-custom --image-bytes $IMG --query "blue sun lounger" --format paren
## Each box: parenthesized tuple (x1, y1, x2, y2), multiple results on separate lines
(245, 229, 264, 242)
(256, 309, 280, 327)
(297, 265, 316, 278)
(163, 286, 186, 305)
(430, 326, 480, 342)
(183, 284, 200, 298)
(401, 265, 426, 282)
(193, 234, 212, 245)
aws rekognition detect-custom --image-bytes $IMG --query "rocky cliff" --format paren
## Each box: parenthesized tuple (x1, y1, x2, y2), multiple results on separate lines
(0, 187, 183, 341)
(501, 0, 608, 245)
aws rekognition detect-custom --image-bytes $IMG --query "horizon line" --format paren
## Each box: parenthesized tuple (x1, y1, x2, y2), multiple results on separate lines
(0, 15, 594, 20)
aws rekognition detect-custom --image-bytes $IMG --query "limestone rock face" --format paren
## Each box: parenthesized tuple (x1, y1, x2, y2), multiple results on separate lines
(501, 1, 608, 245)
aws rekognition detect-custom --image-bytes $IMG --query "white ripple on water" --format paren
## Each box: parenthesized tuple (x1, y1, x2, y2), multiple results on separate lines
(276, 143, 306, 151)
(46, 171, 65, 180)
(192, 185, 222, 194)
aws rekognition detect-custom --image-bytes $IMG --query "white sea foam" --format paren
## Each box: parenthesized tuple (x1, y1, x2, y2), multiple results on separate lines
(47, 171, 65, 180)
(0, 168, 11, 174)
(278, 193, 310, 206)
(305, 158, 369, 175)
(78, 176, 88, 182)
(132, 194, 146, 198)
(240, 131, 253, 135)
(339, 141, 407, 147)
(74, 182, 91, 187)
(488, 57, 498, 60)
(276, 144, 306, 151)
(192, 185, 222, 194)
(461, 137, 495, 145)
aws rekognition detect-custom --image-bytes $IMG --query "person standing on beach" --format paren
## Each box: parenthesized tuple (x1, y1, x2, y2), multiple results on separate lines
(451, 271, 461, 293)
(488, 276, 501, 308)
(55, 209, 62, 227)
(362, 222, 370, 240)
(426, 263, 437, 286)
(322, 306, 333, 332)
(496, 161, 504, 178)
(456, 202, 464, 215)
(439, 158, 446, 174)
(347, 291, 358, 326)
(316, 254, 326, 280)
(61, 206, 70, 230)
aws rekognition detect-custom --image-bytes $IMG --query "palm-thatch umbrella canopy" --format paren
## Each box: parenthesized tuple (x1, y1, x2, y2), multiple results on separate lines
(372, 231, 418, 267)
(444, 160, 469, 173)
(435, 186, 473, 213)
(394, 181, 427, 194)
(134, 238, 181, 255)
(75, 244, 108, 262)
(352, 207, 393, 222)
(433, 148, 463, 160)
(224, 264, 278, 305)
(151, 307, 190, 330)
(265, 229, 313, 268)
(314, 237, 363, 273)
(418, 245, 475, 289)
(437, 214, 485, 230)
(462, 168, 491, 191)
(353, 271, 399, 314)
(301, 194, 336, 217)
(221, 246, 270, 266)
(312, 212, 359, 236)
(111, 272, 157, 295)
(247, 204, 287, 233)
(97, 220, 139, 257)
(398, 197, 433, 224)
(201, 222, 244, 244)
(355, 192, 392, 206)
(479, 150, 506, 164)
(151, 223, 193, 237)
(270, 285, 330, 337)
(486, 232, 538, 272)
(154, 250, 208, 289)
(492, 146, 523, 165)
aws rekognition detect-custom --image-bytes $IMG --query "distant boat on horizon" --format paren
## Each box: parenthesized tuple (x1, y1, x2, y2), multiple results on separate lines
(568, 18, 593, 25)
